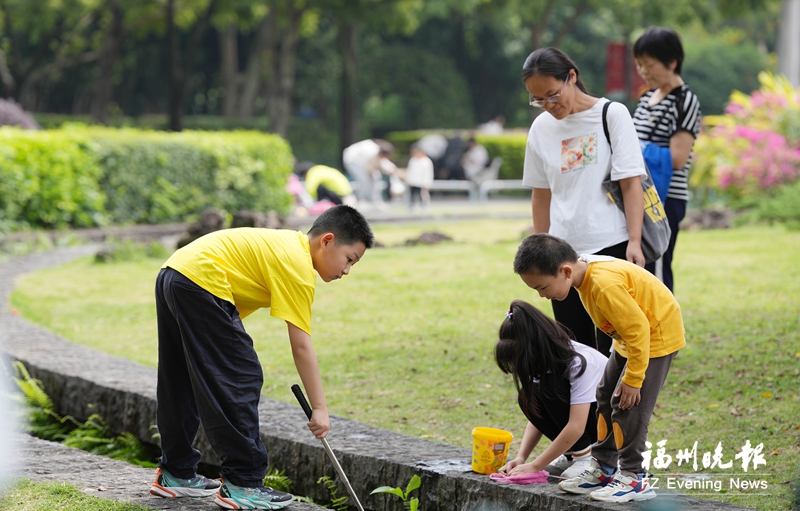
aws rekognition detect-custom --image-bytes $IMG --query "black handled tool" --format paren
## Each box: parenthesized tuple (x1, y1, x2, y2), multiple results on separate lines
(291, 384, 365, 511)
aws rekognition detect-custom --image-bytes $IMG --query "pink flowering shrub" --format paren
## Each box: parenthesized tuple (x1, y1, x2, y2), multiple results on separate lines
(723, 90, 798, 128)
(692, 72, 800, 200)
(714, 125, 800, 195)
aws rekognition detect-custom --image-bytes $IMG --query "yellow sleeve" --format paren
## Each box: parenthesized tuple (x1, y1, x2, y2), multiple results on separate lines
(593, 283, 651, 388)
(267, 277, 314, 335)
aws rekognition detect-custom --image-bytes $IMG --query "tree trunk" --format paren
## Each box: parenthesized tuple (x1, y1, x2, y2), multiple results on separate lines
(338, 21, 359, 165)
(219, 23, 240, 117)
(550, 0, 591, 48)
(240, 14, 275, 120)
(167, 0, 183, 131)
(90, 0, 123, 123)
(530, 0, 557, 50)
(167, 0, 218, 131)
(265, 8, 300, 135)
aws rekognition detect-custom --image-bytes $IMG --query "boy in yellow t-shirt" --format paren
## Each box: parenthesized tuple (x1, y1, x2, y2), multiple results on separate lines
(513, 233, 685, 504)
(149, 205, 374, 510)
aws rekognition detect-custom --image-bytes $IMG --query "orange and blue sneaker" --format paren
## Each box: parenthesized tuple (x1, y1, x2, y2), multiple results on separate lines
(589, 470, 657, 502)
(149, 467, 221, 498)
(557, 458, 614, 494)
(214, 481, 294, 510)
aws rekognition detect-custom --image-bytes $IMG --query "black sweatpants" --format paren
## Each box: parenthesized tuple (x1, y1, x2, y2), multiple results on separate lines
(155, 268, 268, 487)
(316, 184, 344, 205)
(645, 198, 686, 293)
(519, 380, 598, 454)
(551, 241, 628, 356)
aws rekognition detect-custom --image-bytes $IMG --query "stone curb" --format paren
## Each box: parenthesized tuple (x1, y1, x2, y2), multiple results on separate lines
(0, 247, 754, 511)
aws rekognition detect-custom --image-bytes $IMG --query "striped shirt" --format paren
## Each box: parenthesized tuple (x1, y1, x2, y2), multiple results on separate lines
(632, 85, 701, 201)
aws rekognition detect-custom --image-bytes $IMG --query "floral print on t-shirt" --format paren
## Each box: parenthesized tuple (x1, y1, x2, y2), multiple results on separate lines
(561, 133, 598, 173)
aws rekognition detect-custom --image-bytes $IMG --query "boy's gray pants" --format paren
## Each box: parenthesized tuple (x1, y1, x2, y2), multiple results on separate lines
(592, 350, 677, 474)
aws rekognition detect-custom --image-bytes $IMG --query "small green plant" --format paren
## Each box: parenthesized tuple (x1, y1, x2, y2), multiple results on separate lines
(263, 468, 293, 493)
(371, 474, 421, 511)
(10, 361, 157, 467)
(318, 475, 349, 511)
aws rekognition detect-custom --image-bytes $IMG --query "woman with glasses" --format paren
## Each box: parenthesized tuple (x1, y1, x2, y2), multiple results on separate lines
(521, 47, 646, 355)
(632, 28, 701, 293)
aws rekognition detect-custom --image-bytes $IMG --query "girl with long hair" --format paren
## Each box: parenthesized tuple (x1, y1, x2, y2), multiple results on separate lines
(494, 300, 606, 479)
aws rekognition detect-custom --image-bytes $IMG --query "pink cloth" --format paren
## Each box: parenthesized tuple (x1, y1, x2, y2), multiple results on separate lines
(489, 470, 549, 485)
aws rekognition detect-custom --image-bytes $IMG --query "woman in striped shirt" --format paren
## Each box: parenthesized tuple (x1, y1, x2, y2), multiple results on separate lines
(632, 27, 701, 292)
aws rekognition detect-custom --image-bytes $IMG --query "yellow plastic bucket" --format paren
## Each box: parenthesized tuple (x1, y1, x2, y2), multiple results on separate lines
(471, 427, 513, 474)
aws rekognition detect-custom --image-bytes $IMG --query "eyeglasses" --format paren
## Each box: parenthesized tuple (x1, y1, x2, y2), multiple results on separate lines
(529, 76, 569, 108)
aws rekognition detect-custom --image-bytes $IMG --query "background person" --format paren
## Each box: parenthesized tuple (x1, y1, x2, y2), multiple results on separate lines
(477, 115, 506, 134)
(461, 136, 490, 184)
(632, 27, 702, 293)
(436, 133, 467, 180)
(415, 133, 449, 168)
(299, 163, 357, 207)
(405, 144, 434, 212)
(521, 47, 646, 356)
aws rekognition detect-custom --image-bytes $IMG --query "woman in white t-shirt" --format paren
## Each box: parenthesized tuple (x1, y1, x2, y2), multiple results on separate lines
(494, 300, 607, 480)
(521, 47, 646, 355)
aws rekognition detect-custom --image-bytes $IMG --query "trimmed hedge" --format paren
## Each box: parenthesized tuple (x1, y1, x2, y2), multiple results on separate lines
(385, 130, 527, 180)
(0, 127, 293, 231)
(33, 114, 274, 132)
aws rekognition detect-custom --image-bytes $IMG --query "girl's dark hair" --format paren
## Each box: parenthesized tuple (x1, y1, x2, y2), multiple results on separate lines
(494, 300, 586, 418)
(633, 27, 684, 75)
(521, 47, 590, 95)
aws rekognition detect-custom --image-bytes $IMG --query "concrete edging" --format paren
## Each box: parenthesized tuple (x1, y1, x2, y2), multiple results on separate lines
(0, 247, 753, 511)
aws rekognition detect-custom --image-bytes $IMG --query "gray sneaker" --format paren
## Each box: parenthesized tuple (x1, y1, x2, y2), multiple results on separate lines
(214, 481, 293, 510)
(150, 468, 220, 498)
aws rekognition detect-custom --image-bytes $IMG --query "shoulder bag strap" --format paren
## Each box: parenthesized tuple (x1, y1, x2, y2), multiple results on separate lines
(602, 100, 612, 154)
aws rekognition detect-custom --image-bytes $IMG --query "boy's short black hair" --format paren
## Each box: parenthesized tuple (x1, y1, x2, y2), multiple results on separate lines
(307, 205, 375, 248)
(514, 233, 578, 276)
(633, 27, 684, 75)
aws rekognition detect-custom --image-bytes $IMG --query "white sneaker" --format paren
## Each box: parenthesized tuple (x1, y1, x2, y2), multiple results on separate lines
(560, 459, 595, 480)
(550, 454, 572, 470)
(558, 459, 615, 495)
(589, 470, 657, 502)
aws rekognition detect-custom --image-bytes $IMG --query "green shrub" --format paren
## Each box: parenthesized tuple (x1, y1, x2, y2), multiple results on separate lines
(750, 180, 800, 229)
(33, 113, 273, 132)
(477, 133, 526, 180)
(0, 128, 107, 231)
(0, 127, 294, 231)
(385, 130, 527, 179)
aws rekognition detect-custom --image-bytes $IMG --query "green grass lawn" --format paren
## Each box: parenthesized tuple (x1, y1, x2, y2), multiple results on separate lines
(0, 480, 152, 511)
(10, 220, 800, 511)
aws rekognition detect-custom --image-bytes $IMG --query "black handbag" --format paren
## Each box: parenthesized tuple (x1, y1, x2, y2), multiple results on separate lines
(601, 101, 671, 264)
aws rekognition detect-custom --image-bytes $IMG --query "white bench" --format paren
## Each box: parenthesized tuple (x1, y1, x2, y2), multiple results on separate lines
(479, 179, 529, 201)
(428, 179, 479, 200)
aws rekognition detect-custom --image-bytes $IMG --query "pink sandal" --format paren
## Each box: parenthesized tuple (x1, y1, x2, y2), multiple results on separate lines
(489, 470, 549, 485)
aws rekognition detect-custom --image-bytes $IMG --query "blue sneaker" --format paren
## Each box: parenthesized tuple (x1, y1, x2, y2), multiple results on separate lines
(214, 481, 293, 510)
(557, 459, 614, 495)
(589, 470, 657, 502)
(150, 467, 220, 498)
